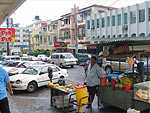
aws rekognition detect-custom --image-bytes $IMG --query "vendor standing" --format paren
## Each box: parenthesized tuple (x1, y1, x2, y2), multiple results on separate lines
(85, 56, 106, 108)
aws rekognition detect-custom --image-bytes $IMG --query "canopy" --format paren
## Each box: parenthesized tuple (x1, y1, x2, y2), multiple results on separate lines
(86, 38, 150, 58)
(0, 0, 26, 25)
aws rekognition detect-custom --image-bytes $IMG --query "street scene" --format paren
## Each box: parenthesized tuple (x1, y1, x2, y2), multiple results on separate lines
(8, 65, 127, 113)
(1, 0, 150, 113)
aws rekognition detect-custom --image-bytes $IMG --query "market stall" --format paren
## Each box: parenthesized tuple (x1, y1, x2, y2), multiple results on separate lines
(87, 39, 150, 111)
(48, 81, 76, 112)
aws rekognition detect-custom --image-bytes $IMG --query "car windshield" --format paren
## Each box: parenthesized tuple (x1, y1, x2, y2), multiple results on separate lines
(1, 61, 10, 65)
(7, 62, 20, 67)
(63, 54, 74, 58)
(22, 66, 39, 75)
(79, 55, 88, 59)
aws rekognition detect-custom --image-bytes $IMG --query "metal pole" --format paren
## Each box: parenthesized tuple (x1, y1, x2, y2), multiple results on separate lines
(28, 30, 32, 52)
(6, 18, 10, 56)
(74, 4, 78, 55)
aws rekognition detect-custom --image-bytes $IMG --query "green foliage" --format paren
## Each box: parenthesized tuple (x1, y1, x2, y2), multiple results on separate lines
(28, 49, 52, 57)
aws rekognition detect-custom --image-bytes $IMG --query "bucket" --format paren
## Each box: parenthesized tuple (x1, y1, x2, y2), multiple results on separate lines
(111, 78, 116, 87)
(100, 75, 107, 86)
(75, 84, 88, 104)
(123, 85, 131, 90)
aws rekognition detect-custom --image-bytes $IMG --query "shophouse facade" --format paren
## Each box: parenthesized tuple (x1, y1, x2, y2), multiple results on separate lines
(86, 1, 150, 44)
(46, 19, 63, 51)
(59, 4, 114, 53)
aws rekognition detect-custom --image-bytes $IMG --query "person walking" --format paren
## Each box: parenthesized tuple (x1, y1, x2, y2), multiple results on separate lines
(48, 67, 53, 82)
(0, 66, 13, 113)
(85, 56, 106, 108)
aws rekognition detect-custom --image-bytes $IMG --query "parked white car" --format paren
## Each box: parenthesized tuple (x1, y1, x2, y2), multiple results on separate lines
(10, 64, 68, 92)
(2, 60, 25, 72)
(8, 61, 46, 76)
(37, 54, 49, 61)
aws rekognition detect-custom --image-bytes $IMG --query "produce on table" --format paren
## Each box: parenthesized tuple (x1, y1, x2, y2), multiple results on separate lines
(120, 77, 133, 86)
(48, 82, 76, 92)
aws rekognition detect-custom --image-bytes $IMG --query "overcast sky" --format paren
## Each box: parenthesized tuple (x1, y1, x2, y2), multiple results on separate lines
(7, 0, 148, 27)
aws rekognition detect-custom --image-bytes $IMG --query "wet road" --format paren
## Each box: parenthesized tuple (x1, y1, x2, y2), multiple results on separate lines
(8, 65, 148, 113)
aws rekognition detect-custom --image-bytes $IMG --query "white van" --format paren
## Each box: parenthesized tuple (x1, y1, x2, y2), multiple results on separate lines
(1, 56, 21, 61)
(49, 53, 78, 68)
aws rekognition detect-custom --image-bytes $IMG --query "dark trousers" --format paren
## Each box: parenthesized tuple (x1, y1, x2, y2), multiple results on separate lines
(87, 85, 98, 104)
(0, 97, 10, 113)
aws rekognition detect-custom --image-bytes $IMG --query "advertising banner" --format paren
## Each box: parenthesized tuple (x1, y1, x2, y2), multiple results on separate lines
(0, 28, 15, 42)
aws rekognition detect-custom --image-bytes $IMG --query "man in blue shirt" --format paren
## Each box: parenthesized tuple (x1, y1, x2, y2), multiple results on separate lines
(0, 66, 13, 113)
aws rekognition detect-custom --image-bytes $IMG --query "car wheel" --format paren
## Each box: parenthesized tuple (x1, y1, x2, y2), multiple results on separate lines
(71, 65, 74, 68)
(105, 66, 112, 74)
(27, 82, 38, 93)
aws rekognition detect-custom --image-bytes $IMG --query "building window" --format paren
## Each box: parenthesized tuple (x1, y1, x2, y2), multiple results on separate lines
(87, 20, 90, 29)
(149, 8, 150, 21)
(118, 14, 121, 25)
(97, 19, 99, 28)
(112, 16, 115, 26)
(124, 13, 128, 25)
(91, 20, 95, 29)
(130, 11, 136, 24)
(102, 18, 105, 28)
(107, 16, 110, 27)
(48, 36, 50, 42)
(48, 25, 50, 31)
(139, 9, 145, 22)
(53, 25, 57, 29)
(92, 20, 94, 25)
(44, 36, 47, 43)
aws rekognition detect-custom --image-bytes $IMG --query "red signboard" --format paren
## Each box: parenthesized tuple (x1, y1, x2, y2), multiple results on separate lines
(54, 41, 60, 47)
(0, 28, 15, 42)
(54, 41, 67, 48)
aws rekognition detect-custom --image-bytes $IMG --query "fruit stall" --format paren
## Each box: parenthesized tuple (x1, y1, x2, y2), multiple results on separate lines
(87, 39, 150, 111)
(48, 81, 76, 112)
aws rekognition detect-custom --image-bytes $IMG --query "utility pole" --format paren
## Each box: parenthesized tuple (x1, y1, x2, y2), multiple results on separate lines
(28, 30, 32, 52)
(74, 4, 78, 55)
(6, 18, 10, 56)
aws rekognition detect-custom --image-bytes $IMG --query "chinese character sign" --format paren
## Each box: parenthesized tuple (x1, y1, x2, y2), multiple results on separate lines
(0, 28, 15, 42)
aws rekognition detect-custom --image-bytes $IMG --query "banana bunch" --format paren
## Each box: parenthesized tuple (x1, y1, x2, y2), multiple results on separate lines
(48, 82, 59, 87)
(64, 84, 72, 88)
(120, 77, 133, 86)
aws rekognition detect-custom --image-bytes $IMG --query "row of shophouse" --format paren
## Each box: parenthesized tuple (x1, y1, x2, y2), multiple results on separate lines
(4, 1, 150, 55)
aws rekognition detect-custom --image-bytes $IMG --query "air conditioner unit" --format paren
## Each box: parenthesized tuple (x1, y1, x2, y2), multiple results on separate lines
(122, 25, 128, 29)
(91, 25, 95, 29)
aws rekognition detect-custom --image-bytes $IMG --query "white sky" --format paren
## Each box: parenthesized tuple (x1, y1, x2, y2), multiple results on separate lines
(7, 0, 149, 27)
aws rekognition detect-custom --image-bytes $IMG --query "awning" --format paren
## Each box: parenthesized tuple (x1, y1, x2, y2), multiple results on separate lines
(34, 34, 39, 38)
(0, 0, 26, 25)
(86, 38, 150, 58)
(86, 38, 150, 47)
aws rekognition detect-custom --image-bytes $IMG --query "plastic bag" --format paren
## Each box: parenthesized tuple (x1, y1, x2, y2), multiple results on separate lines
(127, 108, 140, 113)
(127, 57, 134, 66)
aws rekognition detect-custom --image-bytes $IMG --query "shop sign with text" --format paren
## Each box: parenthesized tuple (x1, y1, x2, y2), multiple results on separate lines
(0, 28, 15, 42)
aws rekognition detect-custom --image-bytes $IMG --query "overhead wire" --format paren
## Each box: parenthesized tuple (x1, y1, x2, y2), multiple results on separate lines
(108, 0, 120, 7)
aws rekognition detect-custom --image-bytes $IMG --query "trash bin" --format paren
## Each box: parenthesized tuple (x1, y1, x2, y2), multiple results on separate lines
(75, 84, 88, 104)
(75, 84, 88, 113)
(100, 75, 107, 86)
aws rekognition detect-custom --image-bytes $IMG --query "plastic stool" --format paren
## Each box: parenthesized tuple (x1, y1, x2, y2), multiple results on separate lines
(67, 93, 92, 113)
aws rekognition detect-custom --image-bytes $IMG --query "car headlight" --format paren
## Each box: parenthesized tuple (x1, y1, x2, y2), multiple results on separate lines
(16, 80, 22, 84)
